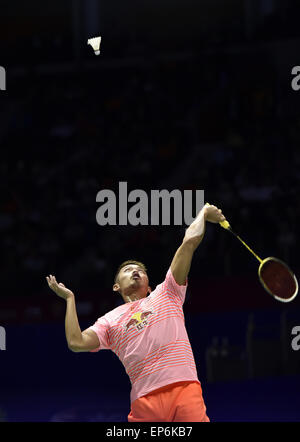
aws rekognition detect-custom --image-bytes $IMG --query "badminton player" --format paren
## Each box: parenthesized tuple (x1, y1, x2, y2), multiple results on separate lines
(46, 203, 225, 422)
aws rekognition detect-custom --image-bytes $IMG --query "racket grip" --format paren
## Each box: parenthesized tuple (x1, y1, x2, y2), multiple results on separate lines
(219, 220, 231, 230)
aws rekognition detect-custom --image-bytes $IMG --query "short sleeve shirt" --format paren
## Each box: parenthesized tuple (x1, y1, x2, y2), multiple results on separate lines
(88, 268, 199, 403)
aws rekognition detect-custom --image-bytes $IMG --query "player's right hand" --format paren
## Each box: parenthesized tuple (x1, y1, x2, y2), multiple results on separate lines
(203, 204, 225, 223)
(46, 274, 74, 300)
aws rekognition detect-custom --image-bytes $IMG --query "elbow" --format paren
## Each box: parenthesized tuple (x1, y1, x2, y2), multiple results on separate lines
(68, 341, 81, 352)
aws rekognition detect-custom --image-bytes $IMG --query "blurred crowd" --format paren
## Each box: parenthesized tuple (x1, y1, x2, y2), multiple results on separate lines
(1, 41, 299, 301)
(2, 1, 300, 66)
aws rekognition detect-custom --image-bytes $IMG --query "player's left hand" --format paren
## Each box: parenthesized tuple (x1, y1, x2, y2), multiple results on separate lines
(203, 204, 226, 223)
(46, 274, 74, 300)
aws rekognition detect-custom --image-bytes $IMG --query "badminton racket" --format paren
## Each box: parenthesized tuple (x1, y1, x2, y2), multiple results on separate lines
(206, 204, 298, 302)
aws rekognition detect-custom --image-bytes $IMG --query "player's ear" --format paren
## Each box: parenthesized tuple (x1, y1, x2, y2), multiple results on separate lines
(113, 283, 120, 293)
(148, 286, 152, 294)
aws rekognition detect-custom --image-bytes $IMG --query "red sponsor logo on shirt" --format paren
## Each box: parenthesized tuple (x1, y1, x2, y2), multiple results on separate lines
(124, 310, 153, 332)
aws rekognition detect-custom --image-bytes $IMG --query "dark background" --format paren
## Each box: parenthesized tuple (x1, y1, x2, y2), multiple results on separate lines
(0, 0, 300, 422)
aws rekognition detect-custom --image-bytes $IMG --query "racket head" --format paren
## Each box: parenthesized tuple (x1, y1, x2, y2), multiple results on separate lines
(258, 257, 298, 303)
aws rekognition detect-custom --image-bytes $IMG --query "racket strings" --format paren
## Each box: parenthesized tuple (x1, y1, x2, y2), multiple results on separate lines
(259, 259, 297, 300)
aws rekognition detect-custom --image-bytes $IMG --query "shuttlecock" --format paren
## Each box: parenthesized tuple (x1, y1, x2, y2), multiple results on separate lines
(87, 36, 102, 56)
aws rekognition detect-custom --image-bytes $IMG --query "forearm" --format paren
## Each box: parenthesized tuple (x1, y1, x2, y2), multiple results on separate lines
(170, 209, 206, 285)
(171, 241, 195, 285)
(65, 295, 83, 349)
(170, 204, 225, 285)
(183, 207, 206, 250)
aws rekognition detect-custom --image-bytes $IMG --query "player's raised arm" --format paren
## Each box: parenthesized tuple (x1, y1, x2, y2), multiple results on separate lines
(170, 204, 225, 285)
(46, 275, 100, 352)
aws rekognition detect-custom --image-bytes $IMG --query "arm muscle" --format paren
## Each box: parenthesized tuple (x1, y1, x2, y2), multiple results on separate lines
(69, 328, 100, 352)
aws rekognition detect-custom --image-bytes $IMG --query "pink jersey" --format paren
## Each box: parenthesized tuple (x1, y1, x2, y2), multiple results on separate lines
(88, 268, 199, 403)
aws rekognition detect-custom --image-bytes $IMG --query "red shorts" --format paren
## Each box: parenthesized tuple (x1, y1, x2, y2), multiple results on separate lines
(128, 381, 210, 422)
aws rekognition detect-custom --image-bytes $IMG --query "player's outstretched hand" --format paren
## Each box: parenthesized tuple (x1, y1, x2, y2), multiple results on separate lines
(204, 204, 226, 223)
(46, 274, 74, 300)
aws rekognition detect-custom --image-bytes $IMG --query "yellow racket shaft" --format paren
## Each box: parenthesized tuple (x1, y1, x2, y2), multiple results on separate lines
(205, 203, 262, 263)
(219, 219, 262, 263)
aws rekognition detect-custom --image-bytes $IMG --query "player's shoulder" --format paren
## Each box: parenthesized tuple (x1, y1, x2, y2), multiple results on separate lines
(151, 268, 173, 291)
(147, 280, 166, 300)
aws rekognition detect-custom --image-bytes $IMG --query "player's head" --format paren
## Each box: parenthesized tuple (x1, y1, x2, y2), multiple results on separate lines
(113, 260, 151, 301)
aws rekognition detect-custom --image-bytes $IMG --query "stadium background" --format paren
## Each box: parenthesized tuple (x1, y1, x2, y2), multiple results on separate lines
(0, 0, 300, 421)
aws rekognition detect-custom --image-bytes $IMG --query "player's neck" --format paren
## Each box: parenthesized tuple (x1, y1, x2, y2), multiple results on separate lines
(123, 290, 147, 303)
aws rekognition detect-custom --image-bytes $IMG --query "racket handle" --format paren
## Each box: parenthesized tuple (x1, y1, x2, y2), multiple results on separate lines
(219, 220, 231, 230)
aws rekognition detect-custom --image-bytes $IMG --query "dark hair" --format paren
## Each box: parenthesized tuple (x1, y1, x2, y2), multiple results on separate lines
(114, 260, 147, 284)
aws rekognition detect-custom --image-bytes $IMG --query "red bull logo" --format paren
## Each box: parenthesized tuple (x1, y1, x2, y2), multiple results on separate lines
(124, 309, 153, 332)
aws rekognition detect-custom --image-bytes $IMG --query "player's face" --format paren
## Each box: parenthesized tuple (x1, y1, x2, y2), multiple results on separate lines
(117, 264, 149, 294)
